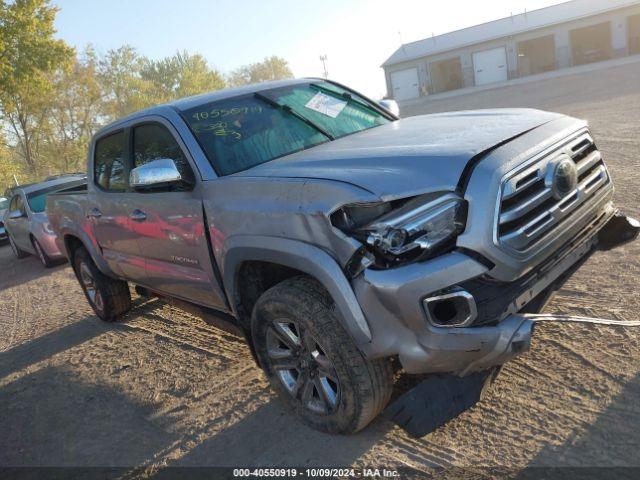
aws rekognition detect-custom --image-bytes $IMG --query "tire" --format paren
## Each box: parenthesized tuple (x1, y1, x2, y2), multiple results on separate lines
(32, 237, 54, 268)
(8, 233, 29, 259)
(73, 247, 131, 321)
(251, 275, 393, 434)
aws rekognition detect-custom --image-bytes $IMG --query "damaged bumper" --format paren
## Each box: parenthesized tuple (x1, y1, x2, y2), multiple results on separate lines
(355, 211, 639, 375)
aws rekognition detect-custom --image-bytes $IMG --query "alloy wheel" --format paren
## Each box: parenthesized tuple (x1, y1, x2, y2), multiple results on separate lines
(9, 235, 18, 257)
(266, 319, 340, 414)
(34, 240, 46, 265)
(79, 262, 103, 312)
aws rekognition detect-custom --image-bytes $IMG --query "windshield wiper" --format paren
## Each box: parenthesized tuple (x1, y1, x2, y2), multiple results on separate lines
(254, 92, 334, 140)
(310, 83, 384, 118)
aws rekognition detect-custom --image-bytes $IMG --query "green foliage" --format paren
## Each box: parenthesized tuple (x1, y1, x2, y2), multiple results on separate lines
(228, 56, 294, 87)
(0, 1, 293, 193)
(141, 51, 226, 103)
(0, 0, 74, 176)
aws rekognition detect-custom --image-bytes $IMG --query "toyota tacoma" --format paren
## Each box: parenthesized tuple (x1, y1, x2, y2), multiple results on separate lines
(47, 79, 639, 434)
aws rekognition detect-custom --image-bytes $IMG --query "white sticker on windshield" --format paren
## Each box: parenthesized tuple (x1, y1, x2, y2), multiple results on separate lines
(304, 91, 347, 118)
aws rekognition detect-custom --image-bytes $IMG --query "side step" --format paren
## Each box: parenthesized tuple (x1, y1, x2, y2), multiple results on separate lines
(383, 368, 500, 438)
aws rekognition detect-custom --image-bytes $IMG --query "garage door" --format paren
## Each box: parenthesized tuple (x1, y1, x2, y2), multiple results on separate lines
(391, 68, 419, 101)
(473, 47, 508, 86)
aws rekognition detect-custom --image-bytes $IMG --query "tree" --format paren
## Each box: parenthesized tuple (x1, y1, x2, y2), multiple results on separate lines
(0, 135, 19, 191)
(98, 48, 226, 120)
(140, 51, 225, 104)
(44, 47, 104, 173)
(0, 0, 74, 174)
(97, 45, 149, 120)
(228, 56, 293, 87)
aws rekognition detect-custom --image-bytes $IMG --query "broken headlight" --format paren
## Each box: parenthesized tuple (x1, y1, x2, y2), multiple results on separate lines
(332, 193, 467, 267)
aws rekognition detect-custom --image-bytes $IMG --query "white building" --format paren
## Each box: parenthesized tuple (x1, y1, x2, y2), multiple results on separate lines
(382, 0, 640, 101)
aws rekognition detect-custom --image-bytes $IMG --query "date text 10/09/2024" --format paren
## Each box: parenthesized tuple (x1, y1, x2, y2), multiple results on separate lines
(233, 468, 400, 478)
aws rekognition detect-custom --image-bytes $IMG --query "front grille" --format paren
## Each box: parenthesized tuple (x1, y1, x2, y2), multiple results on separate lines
(497, 131, 610, 253)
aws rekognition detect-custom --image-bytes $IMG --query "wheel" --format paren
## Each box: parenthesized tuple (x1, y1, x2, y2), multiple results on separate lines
(73, 246, 131, 321)
(251, 276, 393, 434)
(8, 233, 29, 259)
(32, 237, 54, 268)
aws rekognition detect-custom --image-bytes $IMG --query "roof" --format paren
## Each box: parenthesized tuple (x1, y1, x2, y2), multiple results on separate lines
(98, 78, 311, 135)
(13, 175, 86, 195)
(382, 0, 640, 67)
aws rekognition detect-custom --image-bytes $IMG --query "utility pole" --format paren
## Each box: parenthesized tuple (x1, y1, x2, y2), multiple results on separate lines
(319, 54, 328, 79)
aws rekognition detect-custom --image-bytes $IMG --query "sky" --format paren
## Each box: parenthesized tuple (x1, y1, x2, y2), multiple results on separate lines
(52, 0, 566, 99)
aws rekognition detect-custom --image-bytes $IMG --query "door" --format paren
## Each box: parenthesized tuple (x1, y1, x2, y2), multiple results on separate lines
(473, 47, 508, 86)
(6, 194, 31, 251)
(90, 130, 147, 283)
(391, 68, 419, 101)
(128, 121, 228, 310)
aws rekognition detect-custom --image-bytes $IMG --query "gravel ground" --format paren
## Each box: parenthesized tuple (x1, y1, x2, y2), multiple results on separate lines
(1, 60, 639, 478)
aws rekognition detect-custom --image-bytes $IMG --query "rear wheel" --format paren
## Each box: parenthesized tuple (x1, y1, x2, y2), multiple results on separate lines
(32, 237, 54, 268)
(252, 276, 393, 434)
(8, 234, 29, 259)
(73, 247, 131, 321)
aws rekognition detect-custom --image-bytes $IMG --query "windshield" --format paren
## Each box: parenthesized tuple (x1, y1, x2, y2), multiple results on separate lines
(181, 81, 392, 176)
(0, 198, 8, 210)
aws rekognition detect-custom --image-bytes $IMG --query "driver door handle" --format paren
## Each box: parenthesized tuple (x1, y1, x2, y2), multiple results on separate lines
(129, 209, 147, 222)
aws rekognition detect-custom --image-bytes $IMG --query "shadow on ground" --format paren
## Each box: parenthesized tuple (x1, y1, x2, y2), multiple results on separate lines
(0, 250, 68, 292)
(0, 365, 177, 467)
(159, 402, 390, 470)
(0, 297, 165, 379)
(522, 370, 640, 470)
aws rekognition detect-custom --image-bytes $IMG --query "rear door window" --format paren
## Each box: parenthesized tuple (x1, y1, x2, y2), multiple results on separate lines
(94, 131, 127, 192)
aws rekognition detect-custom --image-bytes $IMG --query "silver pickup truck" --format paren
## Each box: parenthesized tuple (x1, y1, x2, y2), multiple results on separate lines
(47, 78, 638, 434)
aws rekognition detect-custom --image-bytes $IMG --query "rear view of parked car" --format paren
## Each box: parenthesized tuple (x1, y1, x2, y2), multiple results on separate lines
(4, 176, 87, 267)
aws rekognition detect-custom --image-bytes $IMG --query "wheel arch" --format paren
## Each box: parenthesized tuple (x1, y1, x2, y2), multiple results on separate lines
(60, 229, 114, 277)
(223, 236, 372, 348)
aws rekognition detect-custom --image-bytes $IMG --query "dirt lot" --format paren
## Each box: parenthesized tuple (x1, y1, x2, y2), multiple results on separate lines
(1, 60, 640, 477)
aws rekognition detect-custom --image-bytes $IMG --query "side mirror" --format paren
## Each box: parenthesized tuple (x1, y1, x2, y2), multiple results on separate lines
(8, 209, 25, 220)
(379, 99, 400, 117)
(130, 159, 183, 190)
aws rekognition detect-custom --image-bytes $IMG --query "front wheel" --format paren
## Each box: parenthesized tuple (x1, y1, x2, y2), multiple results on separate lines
(251, 276, 393, 434)
(8, 234, 29, 259)
(73, 247, 131, 321)
(32, 237, 54, 268)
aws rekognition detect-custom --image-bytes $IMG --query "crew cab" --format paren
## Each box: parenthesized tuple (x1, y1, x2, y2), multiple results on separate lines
(47, 78, 639, 434)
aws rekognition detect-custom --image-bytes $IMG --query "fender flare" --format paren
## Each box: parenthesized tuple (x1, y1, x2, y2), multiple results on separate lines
(222, 235, 372, 346)
(59, 226, 115, 278)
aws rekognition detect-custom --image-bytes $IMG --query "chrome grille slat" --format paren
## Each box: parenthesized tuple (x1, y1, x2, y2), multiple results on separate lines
(571, 133, 594, 158)
(576, 151, 602, 176)
(499, 187, 552, 224)
(502, 167, 543, 199)
(497, 131, 611, 253)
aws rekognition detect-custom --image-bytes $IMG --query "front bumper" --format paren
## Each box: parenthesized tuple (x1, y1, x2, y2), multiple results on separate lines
(354, 209, 639, 375)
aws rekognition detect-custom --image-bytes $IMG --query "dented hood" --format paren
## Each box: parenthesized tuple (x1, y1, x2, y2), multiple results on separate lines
(235, 108, 562, 199)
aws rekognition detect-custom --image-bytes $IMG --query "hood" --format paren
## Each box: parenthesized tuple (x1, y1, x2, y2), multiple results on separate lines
(235, 108, 563, 199)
